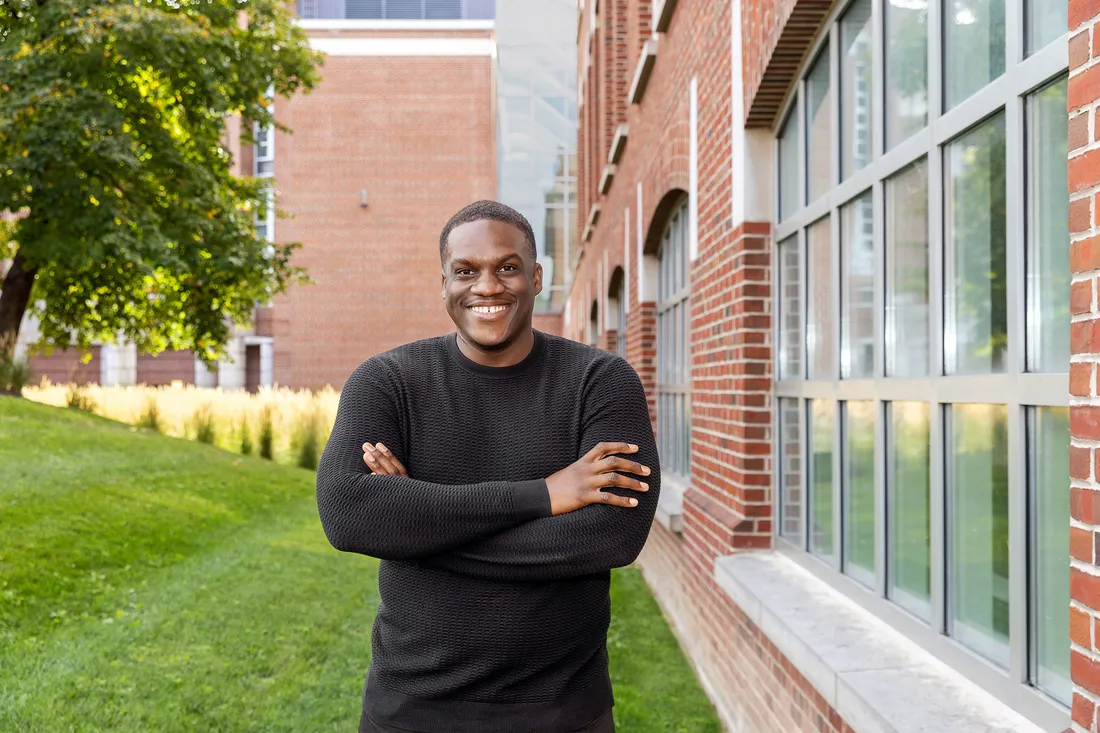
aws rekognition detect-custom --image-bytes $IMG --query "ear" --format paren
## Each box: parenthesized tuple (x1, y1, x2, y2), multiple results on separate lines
(533, 262, 544, 297)
(441, 271, 447, 298)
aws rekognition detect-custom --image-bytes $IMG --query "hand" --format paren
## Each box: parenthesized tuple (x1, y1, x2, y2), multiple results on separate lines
(363, 442, 408, 477)
(544, 442, 651, 516)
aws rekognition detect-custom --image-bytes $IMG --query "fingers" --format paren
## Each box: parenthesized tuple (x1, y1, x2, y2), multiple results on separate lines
(595, 472, 649, 492)
(591, 489, 639, 508)
(584, 441, 639, 461)
(362, 442, 406, 476)
(600, 455, 651, 476)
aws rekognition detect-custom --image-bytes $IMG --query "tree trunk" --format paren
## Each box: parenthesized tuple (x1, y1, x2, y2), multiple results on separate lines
(0, 247, 37, 359)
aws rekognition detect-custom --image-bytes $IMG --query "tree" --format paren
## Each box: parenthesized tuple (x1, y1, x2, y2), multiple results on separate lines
(0, 0, 320, 370)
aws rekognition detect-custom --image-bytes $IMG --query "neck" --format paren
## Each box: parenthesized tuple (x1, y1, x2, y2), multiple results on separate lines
(456, 328, 536, 368)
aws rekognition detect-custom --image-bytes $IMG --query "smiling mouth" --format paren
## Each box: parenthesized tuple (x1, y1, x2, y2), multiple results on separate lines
(469, 304, 511, 315)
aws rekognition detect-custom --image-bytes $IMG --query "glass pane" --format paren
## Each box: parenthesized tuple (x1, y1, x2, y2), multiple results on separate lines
(779, 109, 801, 221)
(1027, 78, 1070, 373)
(945, 114, 1007, 375)
(885, 0, 928, 148)
(1026, 0, 1067, 53)
(948, 403, 1009, 667)
(842, 192, 875, 379)
(843, 401, 876, 586)
(841, 0, 874, 179)
(808, 217, 835, 379)
(888, 401, 931, 620)
(810, 400, 836, 560)
(944, 0, 1006, 109)
(780, 398, 804, 544)
(1031, 406, 1070, 704)
(778, 236, 802, 379)
(886, 160, 930, 377)
(806, 51, 833, 203)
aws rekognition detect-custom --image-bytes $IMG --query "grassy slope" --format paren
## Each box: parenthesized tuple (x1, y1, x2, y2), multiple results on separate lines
(0, 398, 719, 732)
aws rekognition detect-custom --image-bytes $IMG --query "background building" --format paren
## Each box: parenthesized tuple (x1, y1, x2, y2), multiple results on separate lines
(15, 0, 579, 390)
(568, 0, 1080, 730)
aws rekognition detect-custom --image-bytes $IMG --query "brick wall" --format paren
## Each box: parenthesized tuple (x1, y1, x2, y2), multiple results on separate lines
(570, 0, 847, 728)
(28, 346, 101, 385)
(270, 31, 496, 390)
(136, 350, 195, 386)
(1069, 5, 1100, 729)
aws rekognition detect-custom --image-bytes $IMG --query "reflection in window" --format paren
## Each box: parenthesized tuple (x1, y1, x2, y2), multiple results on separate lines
(779, 110, 801, 221)
(843, 401, 876, 587)
(949, 403, 1010, 668)
(888, 402, 931, 621)
(841, 192, 875, 379)
(885, 0, 928, 148)
(807, 218, 834, 380)
(945, 114, 1006, 375)
(1029, 406, 1070, 705)
(778, 236, 802, 379)
(841, 0, 874, 179)
(944, 0, 1006, 109)
(806, 52, 833, 203)
(1026, 0, 1068, 54)
(885, 160, 929, 377)
(810, 400, 835, 560)
(779, 398, 803, 544)
(1027, 78, 1070, 373)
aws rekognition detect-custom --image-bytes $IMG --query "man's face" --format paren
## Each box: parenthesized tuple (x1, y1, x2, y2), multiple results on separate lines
(442, 219, 543, 350)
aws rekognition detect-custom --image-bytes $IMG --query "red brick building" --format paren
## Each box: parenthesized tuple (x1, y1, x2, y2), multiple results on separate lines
(568, 0, 1081, 730)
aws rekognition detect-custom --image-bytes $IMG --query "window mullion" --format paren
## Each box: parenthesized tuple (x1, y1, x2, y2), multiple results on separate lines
(1008, 403, 1029, 684)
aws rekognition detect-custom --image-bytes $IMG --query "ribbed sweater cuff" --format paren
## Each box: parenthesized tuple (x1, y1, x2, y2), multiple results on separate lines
(510, 479, 551, 521)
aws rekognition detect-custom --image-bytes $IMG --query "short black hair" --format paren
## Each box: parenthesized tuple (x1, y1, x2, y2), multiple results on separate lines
(439, 200, 537, 263)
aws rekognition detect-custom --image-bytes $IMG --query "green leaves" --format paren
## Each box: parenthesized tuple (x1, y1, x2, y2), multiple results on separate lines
(0, 0, 321, 360)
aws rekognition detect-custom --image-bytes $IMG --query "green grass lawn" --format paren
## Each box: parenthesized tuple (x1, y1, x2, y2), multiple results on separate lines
(0, 398, 719, 732)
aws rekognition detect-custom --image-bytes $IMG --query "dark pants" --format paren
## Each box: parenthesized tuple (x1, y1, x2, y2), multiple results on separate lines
(359, 709, 615, 733)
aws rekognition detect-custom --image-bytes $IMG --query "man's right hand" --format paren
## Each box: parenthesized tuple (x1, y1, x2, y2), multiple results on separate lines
(544, 442, 651, 516)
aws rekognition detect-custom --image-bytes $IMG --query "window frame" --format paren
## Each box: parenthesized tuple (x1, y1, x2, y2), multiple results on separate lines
(768, 0, 1070, 726)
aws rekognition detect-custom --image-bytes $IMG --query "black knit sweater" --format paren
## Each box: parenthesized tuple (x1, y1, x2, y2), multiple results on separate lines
(316, 330, 660, 733)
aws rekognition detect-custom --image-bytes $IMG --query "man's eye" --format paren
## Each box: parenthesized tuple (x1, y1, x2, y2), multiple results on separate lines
(499, 265, 517, 272)
(456, 269, 474, 276)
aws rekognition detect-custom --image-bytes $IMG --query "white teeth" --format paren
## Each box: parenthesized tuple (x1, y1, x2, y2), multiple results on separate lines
(471, 305, 508, 314)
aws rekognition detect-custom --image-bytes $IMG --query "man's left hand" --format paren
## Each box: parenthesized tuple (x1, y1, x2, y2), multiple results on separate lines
(363, 442, 408, 477)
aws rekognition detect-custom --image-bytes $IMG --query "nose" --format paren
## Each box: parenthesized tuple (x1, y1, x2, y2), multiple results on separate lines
(470, 270, 505, 297)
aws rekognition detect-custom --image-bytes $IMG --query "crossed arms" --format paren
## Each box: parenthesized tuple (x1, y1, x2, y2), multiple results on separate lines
(315, 358, 661, 581)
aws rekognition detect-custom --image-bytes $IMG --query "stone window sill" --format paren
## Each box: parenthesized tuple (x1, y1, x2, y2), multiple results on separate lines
(714, 552, 1057, 733)
(655, 473, 686, 534)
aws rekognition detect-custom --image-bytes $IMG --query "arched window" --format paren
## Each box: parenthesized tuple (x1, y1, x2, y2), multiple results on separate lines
(657, 197, 690, 480)
(772, 0, 1069, 707)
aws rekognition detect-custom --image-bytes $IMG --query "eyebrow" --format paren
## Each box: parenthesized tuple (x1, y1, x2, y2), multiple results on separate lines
(450, 255, 522, 268)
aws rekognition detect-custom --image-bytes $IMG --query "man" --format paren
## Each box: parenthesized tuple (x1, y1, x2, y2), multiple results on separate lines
(316, 200, 661, 733)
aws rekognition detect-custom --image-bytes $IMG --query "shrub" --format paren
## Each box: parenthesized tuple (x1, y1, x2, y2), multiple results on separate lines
(191, 403, 216, 445)
(258, 406, 275, 460)
(292, 408, 323, 471)
(137, 397, 161, 432)
(239, 417, 254, 456)
(65, 383, 98, 413)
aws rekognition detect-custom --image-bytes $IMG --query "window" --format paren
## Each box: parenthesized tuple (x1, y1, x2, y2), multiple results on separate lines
(806, 52, 833, 203)
(612, 275, 627, 358)
(255, 113, 275, 242)
(588, 302, 599, 348)
(771, 0, 1069, 718)
(778, 236, 801, 379)
(840, 0, 873, 180)
(297, 0, 495, 20)
(658, 198, 691, 480)
(841, 192, 874, 378)
(884, 0, 928, 149)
